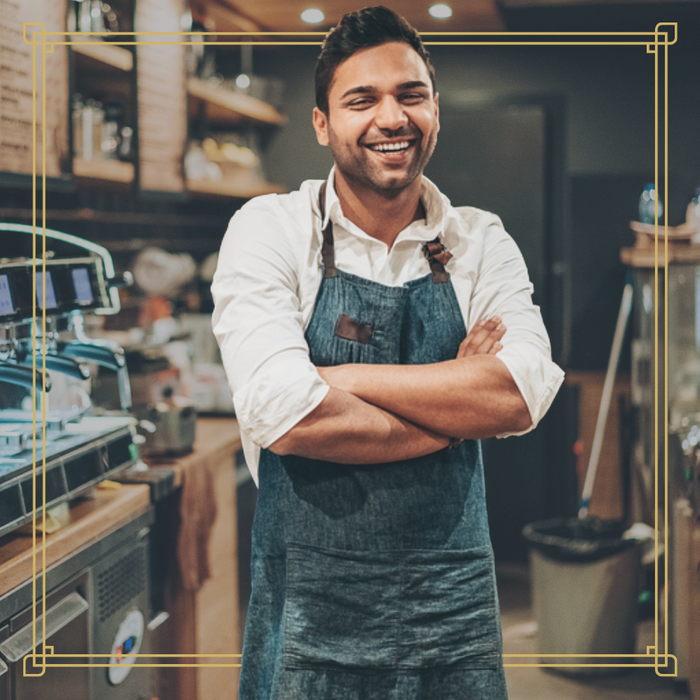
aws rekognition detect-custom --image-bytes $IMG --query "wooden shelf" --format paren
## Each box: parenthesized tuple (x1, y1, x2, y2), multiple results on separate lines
(186, 177, 286, 199)
(620, 245, 700, 268)
(621, 220, 700, 267)
(71, 39, 133, 72)
(73, 158, 134, 184)
(187, 77, 286, 127)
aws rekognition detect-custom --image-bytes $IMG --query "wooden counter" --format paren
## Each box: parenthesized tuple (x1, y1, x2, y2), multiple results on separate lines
(0, 418, 244, 700)
(0, 484, 151, 598)
(145, 417, 243, 700)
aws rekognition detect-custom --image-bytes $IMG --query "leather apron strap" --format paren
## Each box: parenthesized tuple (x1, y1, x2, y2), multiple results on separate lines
(422, 238, 453, 284)
(317, 181, 338, 279)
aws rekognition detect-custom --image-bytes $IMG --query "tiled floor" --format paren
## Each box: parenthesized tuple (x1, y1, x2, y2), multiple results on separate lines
(497, 564, 688, 700)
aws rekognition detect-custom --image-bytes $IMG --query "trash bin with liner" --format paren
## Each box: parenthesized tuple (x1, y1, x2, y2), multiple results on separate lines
(522, 517, 645, 675)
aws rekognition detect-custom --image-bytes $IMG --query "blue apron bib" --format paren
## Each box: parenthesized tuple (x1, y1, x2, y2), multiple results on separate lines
(239, 183, 508, 699)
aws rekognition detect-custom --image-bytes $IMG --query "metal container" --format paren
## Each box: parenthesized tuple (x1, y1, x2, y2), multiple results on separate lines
(134, 400, 196, 457)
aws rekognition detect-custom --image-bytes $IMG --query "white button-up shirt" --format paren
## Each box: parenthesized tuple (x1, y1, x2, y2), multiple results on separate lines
(212, 168, 565, 482)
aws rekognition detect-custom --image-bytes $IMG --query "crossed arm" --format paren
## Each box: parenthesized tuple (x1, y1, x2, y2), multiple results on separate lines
(269, 317, 531, 463)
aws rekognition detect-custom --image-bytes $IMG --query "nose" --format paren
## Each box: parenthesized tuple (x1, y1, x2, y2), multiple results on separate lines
(374, 96, 409, 131)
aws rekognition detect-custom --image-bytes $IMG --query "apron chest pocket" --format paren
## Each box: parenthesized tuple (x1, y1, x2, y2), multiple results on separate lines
(282, 543, 500, 671)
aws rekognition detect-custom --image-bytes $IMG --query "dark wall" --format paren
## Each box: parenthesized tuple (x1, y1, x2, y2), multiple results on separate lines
(255, 29, 700, 373)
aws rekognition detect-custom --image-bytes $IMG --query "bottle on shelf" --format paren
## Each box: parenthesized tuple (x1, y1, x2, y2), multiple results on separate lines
(77, 0, 92, 33)
(119, 127, 134, 161)
(72, 94, 84, 159)
(75, 98, 105, 162)
(91, 100, 104, 161)
(101, 102, 123, 160)
(638, 183, 663, 225)
(68, 0, 120, 37)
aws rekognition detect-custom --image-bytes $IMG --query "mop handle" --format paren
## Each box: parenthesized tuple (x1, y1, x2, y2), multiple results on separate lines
(578, 270, 634, 520)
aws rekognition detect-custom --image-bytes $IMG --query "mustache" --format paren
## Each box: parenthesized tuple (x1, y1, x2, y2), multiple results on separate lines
(360, 128, 420, 143)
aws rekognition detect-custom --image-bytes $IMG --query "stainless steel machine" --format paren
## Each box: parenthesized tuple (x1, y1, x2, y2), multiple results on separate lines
(0, 507, 155, 700)
(0, 224, 137, 536)
(0, 223, 158, 699)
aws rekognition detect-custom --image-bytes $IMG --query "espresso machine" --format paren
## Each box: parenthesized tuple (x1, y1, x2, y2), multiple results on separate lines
(0, 223, 158, 699)
(0, 224, 139, 537)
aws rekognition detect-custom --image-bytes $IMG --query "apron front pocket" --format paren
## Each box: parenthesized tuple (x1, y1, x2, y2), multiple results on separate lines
(282, 543, 501, 672)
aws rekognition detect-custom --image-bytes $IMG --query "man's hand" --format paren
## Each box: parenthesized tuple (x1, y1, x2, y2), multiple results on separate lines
(457, 316, 505, 358)
(315, 316, 531, 440)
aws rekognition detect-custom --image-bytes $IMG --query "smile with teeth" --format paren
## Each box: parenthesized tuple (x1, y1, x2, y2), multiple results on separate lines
(366, 140, 412, 153)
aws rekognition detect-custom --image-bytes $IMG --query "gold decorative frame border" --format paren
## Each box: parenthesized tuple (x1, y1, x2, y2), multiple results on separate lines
(21, 22, 676, 677)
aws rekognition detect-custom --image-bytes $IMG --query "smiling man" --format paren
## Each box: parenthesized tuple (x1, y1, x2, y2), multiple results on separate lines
(212, 6, 564, 700)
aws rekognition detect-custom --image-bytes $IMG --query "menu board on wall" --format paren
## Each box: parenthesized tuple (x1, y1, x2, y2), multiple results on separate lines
(0, 0, 69, 179)
(136, 0, 187, 193)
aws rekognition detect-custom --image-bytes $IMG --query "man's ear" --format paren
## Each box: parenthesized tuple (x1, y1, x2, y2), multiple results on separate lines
(312, 107, 330, 146)
(434, 92, 440, 135)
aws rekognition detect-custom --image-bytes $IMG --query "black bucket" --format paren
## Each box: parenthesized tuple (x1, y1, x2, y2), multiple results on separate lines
(522, 517, 636, 563)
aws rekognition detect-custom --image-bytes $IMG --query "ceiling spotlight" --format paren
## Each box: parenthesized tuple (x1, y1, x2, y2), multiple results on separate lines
(235, 74, 251, 89)
(429, 4, 452, 19)
(301, 8, 325, 24)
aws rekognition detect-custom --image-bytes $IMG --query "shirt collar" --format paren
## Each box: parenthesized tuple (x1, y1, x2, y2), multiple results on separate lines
(321, 165, 450, 241)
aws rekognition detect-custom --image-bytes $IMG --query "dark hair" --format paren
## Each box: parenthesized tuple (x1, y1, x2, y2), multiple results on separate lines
(314, 6, 436, 115)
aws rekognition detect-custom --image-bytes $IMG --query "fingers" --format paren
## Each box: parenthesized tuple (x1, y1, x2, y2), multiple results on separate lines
(458, 319, 505, 357)
(457, 316, 506, 358)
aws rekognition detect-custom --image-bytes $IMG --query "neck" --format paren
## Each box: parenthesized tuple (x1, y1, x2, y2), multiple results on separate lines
(333, 171, 425, 249)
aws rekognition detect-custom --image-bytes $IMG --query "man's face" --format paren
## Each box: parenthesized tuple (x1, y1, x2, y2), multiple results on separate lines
(313, 41, 439, 197)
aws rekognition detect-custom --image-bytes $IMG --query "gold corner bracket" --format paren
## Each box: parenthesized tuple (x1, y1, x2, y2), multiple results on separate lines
(23, 22, 54, 55)
(23, 22, 46, 45)
(647, 22, 678, 53)
(23, 647, 54, 678)
(655, 653, 678, 678)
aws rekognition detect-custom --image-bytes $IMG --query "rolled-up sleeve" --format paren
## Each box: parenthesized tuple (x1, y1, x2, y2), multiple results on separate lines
(468, 216, 565, 436)
(211, 198, 329, 448)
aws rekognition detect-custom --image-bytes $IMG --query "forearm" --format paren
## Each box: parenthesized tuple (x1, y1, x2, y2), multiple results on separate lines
(268, 387, 450, 463)
(320, 356, 531, 440)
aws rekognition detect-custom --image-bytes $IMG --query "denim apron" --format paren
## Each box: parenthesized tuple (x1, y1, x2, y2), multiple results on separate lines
(239, 183, 508, 700)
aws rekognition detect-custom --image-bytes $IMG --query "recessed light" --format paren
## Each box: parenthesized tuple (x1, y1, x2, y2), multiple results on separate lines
(429, 4, 452, 19)
(301, 8, 325, 24)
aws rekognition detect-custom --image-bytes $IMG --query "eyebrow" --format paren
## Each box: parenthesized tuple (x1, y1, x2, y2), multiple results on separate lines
(339, 81, 430, 100)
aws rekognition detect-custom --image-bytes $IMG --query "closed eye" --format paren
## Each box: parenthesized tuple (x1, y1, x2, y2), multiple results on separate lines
(399, 93, 427, 103)
(347, 98, 374, 109)
(347, 94, 426, 109)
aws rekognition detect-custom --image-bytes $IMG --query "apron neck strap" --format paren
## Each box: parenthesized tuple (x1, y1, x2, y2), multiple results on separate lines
(318, 181, 338, 279)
